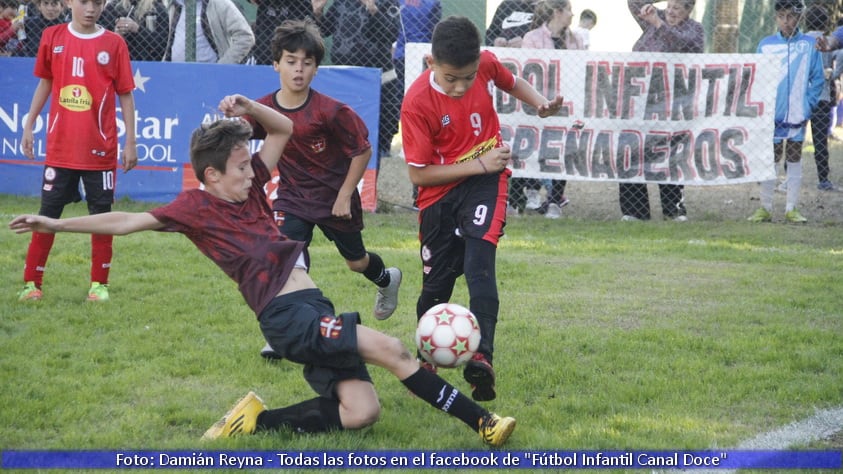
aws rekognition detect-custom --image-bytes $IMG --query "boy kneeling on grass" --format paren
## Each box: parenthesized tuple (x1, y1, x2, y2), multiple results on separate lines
(8, 94, 515, 447)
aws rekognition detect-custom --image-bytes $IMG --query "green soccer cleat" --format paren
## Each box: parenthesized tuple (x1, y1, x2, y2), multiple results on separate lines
(18, 282, 42, 301)
(87, 282, 109, 302)
(785, 209, 807, 223)
(202, 391, 267, 440)
(747, 207, 772, 223)
(478, 413, 516, 447)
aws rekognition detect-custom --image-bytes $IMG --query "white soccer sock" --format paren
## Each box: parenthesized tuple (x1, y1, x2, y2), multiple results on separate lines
(760, 179, 775, 211)
(785, 161, 802, 212)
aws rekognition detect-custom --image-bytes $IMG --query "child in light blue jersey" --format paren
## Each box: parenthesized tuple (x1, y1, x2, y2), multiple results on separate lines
(749, 0, 824, 223)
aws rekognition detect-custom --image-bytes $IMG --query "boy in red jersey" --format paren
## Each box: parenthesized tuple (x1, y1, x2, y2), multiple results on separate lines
(9, 94, 516, 447)
(247, 20, 402, 345)
(401, 15, 564, 401)
(17, 0, 137, 302)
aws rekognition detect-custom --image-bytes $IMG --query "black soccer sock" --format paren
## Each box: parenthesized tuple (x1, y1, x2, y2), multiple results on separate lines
(469, 296, 499, 363)
(401, 368, 487, 430)
(362, 252, 389, 287)
(465, 239, 500, 362)
(256, 397, 343, 433)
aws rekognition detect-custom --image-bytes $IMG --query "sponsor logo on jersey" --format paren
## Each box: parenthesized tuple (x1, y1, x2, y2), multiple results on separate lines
(58, 84, 93, 112)
(97, 51, 110, 65)
(455, 137, 497, 164)
(53, 46, 64, 53)
(441, 114, 451, 127)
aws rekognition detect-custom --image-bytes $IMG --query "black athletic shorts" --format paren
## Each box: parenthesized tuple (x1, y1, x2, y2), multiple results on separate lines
(39, 166, 116, 217)
(258, 288, 371, 399)
(418, 172, 508, 282)
(280, 213, 367, 262)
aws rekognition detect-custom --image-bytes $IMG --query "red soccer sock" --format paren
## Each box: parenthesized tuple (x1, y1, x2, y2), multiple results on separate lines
(23, 232, 55, 287)
(90, 234, 113, 284)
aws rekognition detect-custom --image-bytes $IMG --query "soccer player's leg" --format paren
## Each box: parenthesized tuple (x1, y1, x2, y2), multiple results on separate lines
(82, 169, 116, 302)
(356, 324, 516, 446)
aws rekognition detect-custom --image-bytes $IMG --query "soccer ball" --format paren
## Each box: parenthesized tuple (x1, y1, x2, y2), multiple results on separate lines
(415, 303, 481, 368)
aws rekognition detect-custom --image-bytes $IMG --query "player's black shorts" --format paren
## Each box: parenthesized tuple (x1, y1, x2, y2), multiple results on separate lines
(280, 213, 367, 261)
(258, 288, 371, 399)
(418, 172, 508, 281)
(39, 166, 116, 218)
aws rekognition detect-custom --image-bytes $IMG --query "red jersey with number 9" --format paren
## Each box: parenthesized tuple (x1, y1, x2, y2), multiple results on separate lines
(401, 50, 516, 210)
(34, 24, 134, 170)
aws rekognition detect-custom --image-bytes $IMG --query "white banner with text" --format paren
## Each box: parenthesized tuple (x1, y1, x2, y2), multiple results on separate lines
(406, 44, 778, 185)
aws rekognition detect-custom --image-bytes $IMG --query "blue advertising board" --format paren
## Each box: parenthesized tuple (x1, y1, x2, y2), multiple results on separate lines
(0, 58, 382, 207)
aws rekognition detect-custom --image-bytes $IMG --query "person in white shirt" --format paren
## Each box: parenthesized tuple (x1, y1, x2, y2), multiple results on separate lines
(571, 8, 595, 50)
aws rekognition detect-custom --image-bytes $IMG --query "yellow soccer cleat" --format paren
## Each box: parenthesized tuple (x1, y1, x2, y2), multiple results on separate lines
(202, 391, 267, 440)
(747, 207, 772, 223)
(478, 413, 516, 447)
(785, 209, 807, 223)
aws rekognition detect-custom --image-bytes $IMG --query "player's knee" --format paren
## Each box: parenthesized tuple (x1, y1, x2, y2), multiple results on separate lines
(354, 403, 381, 428)
(340, 394, 381, 429)
(383, 334, 410, 359)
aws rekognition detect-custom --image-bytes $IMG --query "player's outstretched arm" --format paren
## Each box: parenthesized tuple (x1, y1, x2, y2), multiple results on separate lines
(508, 77, 565, 118)
(9, 212, 164, 236)
(218, 94, 293, 171)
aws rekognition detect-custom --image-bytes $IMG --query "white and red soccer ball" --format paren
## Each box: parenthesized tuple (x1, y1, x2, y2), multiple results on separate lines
(415, 303, 481, 368)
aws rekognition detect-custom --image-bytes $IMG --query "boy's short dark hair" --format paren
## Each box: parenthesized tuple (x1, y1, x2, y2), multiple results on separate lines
(189, 119, 253, 183)
(270, 19, 325, 65)
(580, 9, 596, 24)
(0, 0, 19, 9)
(775, 0, 804, 14)
(431, 16, 481, 68)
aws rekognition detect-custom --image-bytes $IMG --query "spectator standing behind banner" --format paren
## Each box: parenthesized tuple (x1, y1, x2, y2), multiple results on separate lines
(832, 45, 843, 131)
(392, 0, 441, 209)
(163, 0, 254, 63)
(520, 0, 582, 219)
(485, 0, 537, 48)
(748, 0, 822, 224)
(15, 0, 67, 57)
(16, 0, 137, 303)
(803, 4, 835, 191)
(248, 0, 313, 65)
(571, 8, 595, 50)
(313, 0, 399, 161)
(101, 0, 168, 61)
(619, 0, 703, 222)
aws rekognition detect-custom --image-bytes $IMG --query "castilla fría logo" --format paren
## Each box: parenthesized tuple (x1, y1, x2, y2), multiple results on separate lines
(58, 84, 93, 112)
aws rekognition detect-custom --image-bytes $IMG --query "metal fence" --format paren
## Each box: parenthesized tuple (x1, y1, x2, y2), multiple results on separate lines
(9, 0, 843, 221)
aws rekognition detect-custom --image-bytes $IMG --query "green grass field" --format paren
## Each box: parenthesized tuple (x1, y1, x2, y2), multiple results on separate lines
(1, 194, 841, 473)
